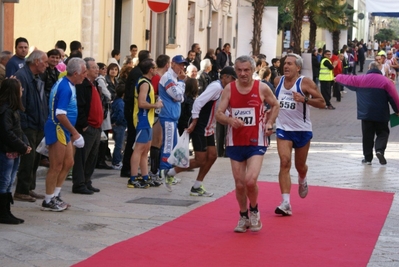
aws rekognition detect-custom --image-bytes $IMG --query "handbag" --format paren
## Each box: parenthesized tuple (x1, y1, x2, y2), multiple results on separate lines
(167, 130, 190, 168)
(36, 137, 49, 157)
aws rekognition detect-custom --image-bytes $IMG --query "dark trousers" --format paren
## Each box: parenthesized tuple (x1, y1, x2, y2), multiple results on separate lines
(359, 60, 365, 72)
(361, 120, 389, 162)
(97, 130, 110, 164)
(216, 122, 227, 157)
(72, 126, 101, 190)
(15, 128, 44, 195)
(320, 81, 332, 107)
(333, 81, 342, 102)
(121, 122, 136, 173)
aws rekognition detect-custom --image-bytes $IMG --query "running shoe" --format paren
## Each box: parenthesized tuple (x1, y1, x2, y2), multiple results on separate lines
(275, 202, 292, 216)
(149, 171, 163, 183)
(172, 177, 181, 184)
(55, 194, 71, 209)
(127, 179, 149, 189)
(160, 169, 173, 191)
(249, 211, 262, 232)
(41, 197, 67, 212)
(234, 216, 250, 233)
(376, 151, 387, 165)
(145, 178, 162, 187)
(190, 185, 214, 197)
(298, 179, 308, 198)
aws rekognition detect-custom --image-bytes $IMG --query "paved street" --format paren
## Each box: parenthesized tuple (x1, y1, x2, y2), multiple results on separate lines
(1, 67, 399, 266)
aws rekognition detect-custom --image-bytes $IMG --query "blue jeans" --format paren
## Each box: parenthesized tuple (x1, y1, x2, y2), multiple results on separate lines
(0, 152, 20, 194)
(112, 124, 126, 165)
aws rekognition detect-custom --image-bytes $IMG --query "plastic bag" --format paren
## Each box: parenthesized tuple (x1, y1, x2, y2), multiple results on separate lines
(167, 130, 190, 168)
(36, 137, 49, 157)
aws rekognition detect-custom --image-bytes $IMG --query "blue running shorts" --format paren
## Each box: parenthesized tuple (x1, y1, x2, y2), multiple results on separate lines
(226, 146, 267, 162)
(276, 129, 313, 148)
(135, 128, 153, 144)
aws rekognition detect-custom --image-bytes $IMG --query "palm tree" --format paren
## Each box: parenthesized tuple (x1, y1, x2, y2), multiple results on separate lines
(326, 2, 355, 51)
(251, 0, 267, 56)
(291, 0, 305, 54)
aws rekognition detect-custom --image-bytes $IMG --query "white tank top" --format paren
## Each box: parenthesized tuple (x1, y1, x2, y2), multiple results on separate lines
(275, 76, 313, 132)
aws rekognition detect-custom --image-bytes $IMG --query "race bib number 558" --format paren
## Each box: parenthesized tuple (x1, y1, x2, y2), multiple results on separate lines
(279, 100, 296, 110)
(232, 107, 255, 126)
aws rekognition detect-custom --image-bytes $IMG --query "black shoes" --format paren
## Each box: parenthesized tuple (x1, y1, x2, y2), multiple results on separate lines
(120, 170, 131, 177)
(96, 162, 112, 169)
(376, 152, 387, 165)
(87, 185, 100, 193)
(72, 187, 94, 195)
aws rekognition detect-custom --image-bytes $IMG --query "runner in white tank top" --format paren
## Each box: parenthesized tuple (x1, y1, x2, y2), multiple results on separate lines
(274, 54, 326, 217)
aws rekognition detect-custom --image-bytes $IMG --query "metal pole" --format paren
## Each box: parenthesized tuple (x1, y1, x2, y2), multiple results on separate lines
(0, 2, 4, 51)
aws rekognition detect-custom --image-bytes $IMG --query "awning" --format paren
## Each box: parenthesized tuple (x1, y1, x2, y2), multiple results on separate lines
(367, 0, 399, 17)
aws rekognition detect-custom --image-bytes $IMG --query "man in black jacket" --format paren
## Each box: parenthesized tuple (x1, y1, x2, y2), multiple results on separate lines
(72, 57, 103, 194)
(14, 50, 48, 202)
(357, 44, 366, 72)
(216, 43, 233, 72)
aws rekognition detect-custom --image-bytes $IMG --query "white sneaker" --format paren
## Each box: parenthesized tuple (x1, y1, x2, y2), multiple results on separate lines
(275, 202, 292, 216)
(249, 211, 262, 232)
(298, 179, 308, 198)
(112, 162, 123, 170)
(234, 216, 250, 233)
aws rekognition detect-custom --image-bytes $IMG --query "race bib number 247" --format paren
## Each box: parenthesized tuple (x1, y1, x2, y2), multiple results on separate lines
(232, 107, 255, 126)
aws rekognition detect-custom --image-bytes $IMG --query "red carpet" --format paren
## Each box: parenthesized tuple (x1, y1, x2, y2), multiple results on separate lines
(74, 182, 393, 267)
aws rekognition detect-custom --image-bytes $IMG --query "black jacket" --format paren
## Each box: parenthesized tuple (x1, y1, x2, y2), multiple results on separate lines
(124, 66, 142, 126)
(198, 72, 212, 95)
(15, 64, 48, 131)
(40, 67, 60, 99)
(75, 78, 100, 133)
(216, 51, 233, 70)
(0, 103, 29, 154)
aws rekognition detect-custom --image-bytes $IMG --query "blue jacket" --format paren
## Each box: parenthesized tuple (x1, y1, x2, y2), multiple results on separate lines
(15, 64, 48, 130)
(111, 97, 127, 127)
(336, 69, 399, 122)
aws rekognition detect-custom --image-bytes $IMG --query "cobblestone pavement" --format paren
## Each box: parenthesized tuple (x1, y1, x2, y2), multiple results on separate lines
(1, 70, 398, 266)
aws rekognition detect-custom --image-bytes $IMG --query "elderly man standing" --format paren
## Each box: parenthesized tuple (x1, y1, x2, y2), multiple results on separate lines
(14, 50, 49, 202)
(336, 61, 399, 165)
(72, 57, 103, 194)
(42, 58, 87, 211)
(0, 51, 12, 84)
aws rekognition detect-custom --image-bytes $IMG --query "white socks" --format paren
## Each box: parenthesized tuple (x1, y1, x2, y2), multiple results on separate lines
(45, 194, 54, 203)
(299, 176, 307, 184)
(193, 180, 202, 189)
(54, 187, 61, 197)
(282, 193, 290, 203)
(168, 168, 177, 176)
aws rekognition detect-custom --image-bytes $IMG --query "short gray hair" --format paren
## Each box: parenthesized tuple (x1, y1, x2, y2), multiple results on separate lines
(83, 57, 95, 70)
(186, 64, 197, 73)
(26, 50, 46, 65)
(0, 50, 12, 62)
(200, 58, 212, 71)
(235, 55, 255, 71)
(286, 53, 303, 69)
(369, 61, 380, 70)
(67, 58, 86, 76)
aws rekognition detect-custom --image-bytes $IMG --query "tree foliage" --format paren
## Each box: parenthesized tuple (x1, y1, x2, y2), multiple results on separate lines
(374, 28, 397, 42)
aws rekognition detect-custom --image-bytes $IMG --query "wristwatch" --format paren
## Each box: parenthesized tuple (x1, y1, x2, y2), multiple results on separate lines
(304, 97, 309, 103)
